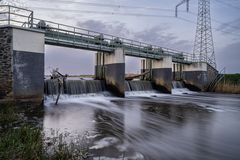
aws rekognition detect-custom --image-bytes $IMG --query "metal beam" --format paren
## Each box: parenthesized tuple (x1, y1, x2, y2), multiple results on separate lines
(175, 0, 190, 17)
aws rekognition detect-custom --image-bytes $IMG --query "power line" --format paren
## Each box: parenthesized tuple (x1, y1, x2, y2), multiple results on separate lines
(213, 0, 240, 10)
(187, 11, 240, 31)
(30, 0, 240, 32)
(178, 17, 240, 37)
(29, 0, 176, 12)
(175, 0, 240, 32)
(30, 7, 174, 18)
(28, 6, 240, 37)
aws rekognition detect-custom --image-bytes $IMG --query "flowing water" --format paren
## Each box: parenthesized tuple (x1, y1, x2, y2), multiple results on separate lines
(127, 80, 153, 91)
(172, 81, 195, 95)
(44, 79, 106, 95)
(44, 88, 240, 159)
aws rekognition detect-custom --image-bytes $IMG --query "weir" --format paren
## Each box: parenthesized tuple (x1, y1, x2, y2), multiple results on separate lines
(171, 80, 194, 95)
(125, 80, 154, 91)
(0, 26, 45, 103)
(44, 79, 105, 95)
(0, 5, 219, 104)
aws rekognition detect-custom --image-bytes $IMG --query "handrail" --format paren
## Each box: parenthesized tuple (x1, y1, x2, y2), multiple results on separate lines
(0, 5, 33, 12)
(207, 67, 225, 92)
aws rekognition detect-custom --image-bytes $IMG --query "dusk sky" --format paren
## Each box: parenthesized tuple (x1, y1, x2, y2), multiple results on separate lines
(2, 0, 240, 74)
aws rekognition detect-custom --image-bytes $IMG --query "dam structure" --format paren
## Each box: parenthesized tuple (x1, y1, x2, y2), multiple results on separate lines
(0, 5, 218, 103)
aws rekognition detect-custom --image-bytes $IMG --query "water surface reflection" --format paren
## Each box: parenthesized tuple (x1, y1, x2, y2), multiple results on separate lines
(44, 93, 240, 159)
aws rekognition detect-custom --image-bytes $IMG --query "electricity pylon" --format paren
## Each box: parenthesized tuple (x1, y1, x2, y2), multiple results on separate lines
(193, 0, 216, 68)
(176, 0, 216, 69)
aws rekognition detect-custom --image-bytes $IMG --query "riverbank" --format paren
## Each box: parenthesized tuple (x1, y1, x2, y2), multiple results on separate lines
(215, 83, 240, 94)
(214, 74, 240, 94)
(0, 103, 89, 159)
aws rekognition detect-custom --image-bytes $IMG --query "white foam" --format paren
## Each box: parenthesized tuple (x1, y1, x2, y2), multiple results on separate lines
(171, 88, 196, 95)
(125, 91, 163, 98)
(45, 93, 111, 106)
(93, 157, 123, 160)
(90, 137, 119, 150)
(44, 94, 126, 117)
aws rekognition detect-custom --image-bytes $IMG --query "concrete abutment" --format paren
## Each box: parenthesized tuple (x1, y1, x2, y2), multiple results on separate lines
(182, 62, 218, 91)
(0, 26, 45, 103)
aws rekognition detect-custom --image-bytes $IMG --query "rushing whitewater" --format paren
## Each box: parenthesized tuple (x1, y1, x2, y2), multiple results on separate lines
(43, 79, 239, 159)
(126, 80, 153, 91)
(44, 79, 106, 95)
(172, 81, 196, 95)
(44, 92, 240, 160)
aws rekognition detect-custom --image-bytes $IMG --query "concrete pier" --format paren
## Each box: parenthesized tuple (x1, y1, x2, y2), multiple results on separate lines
(182, 62, 218, 91)
(151, 56, 173, 93)
(0, 26, 45, 102)
(141, 57, 173, 93)
(173, 63, 183, 80)
(95, 52, 105, 80)
(140, 59, 152, 80)
(95, 48, 125, 97)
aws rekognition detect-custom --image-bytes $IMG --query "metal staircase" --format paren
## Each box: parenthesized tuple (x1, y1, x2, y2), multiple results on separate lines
(207, 67, 226, 92)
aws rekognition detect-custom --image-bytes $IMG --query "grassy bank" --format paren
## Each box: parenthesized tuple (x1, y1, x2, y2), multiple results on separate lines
(0, 103, 90, 160)
(215, 83, 240, 94)
(215, 74, 240, 94)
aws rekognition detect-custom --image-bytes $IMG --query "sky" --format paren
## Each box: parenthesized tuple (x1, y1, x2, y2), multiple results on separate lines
(1, 0, 240, 74)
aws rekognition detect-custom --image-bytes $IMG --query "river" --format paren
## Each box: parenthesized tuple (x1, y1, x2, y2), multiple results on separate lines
(44, 92, 240, 160)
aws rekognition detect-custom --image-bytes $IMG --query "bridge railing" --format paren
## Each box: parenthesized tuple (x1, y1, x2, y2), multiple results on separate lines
(0, 5, 33, 27)
(31, 17, 193, 61)
(0, 5, 193, 63)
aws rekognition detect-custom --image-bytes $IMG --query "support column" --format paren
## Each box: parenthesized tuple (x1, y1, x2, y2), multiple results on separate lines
(151, 56, 173, 93)
(182, 62, 209, 91)
(95, 52, 104, 80)
(104, 48, 125, 97)
(172, 63, 183, 81)
(140, 59, 152, 80)
(0, 27, 45, 103)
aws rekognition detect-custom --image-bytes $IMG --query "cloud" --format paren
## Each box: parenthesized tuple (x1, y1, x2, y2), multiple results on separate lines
(45, 46, 95, 75)
(216, 42, 240, 73)
(77, 20, 131, 37)
(133, 25, 192, 52)
(77, 20, 192, 52)
(216, 17, 240, 37)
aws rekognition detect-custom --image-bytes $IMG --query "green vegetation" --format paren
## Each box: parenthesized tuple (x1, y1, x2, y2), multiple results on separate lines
(0, 126, 43, 160)
(215, 74, 240, 94)
(0, 103, 18, 128)
(0, 103, 90, 160)
(224, 74, 240, 84)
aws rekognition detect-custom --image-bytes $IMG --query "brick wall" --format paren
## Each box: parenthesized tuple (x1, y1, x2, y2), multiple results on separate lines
(0, 28, 13, 98)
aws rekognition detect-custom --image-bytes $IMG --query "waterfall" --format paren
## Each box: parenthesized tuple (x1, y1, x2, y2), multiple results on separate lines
(126, 80, 153, 91)
(44, 79, 63, 95)
(172, 81, 185, 89)
(44, 79, 106, 95)
(125, 81, 131, 91)
(172, 81, 195, 95)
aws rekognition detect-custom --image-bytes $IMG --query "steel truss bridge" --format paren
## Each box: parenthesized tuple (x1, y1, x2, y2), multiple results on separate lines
(0, 5, 193, 64)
